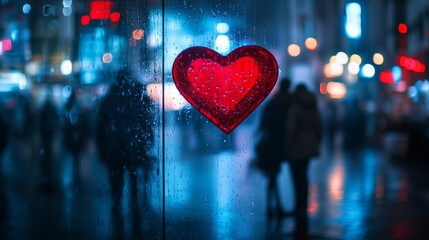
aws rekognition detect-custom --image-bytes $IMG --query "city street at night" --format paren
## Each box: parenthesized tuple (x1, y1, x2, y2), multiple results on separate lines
(1, 125, 429, 239)
(1, 0, 429, 239)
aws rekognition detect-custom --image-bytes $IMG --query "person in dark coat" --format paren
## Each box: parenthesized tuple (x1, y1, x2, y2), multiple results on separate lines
(285, 83, 322, 239)
(39, 94, 59, 192)
(96, 68, 155, 238)
(62, 90, 89, 192)
(255, 77, 292, 218)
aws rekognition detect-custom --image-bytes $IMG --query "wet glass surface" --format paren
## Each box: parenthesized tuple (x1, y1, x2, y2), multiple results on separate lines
(1, 0, 429, 239)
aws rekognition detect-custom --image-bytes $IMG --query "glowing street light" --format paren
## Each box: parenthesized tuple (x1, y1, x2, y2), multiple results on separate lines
(60, 59, 72, 75)
(350, 54, 362, 65)
(336, 52, 348, 64)
(348, 61, 360, 75)
(288, 44, 301, 57)
(361, 64, 375, 78)
(323, 62, 344, 78)
(373, 53, 384, 65)
(327, 82, 347, 99)
(305, 37, 318, 50)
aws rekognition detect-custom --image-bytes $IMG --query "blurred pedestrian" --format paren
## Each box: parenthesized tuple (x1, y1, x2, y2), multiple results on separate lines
(253, 77, 292, 218)
(96, 68, 155, 238)
(285, 83, 322, 239)
(62, 90, 88, 192)
(39, 93, 59, 192)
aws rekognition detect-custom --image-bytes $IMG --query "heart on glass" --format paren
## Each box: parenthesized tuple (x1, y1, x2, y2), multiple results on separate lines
(172, 45, 278, 134)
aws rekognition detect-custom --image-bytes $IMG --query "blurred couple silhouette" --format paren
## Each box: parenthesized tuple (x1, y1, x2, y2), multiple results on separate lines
(254, 77, 322, 239)
(96, 68, 156, 239)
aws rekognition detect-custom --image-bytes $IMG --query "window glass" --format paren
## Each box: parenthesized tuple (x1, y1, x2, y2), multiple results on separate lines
(1, 0, 285, 239)
(0, 0, 162, 239)
(164, 1, 282, 238)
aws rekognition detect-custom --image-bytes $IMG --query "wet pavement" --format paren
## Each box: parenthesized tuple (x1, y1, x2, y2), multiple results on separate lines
(1, 127, 429, 240)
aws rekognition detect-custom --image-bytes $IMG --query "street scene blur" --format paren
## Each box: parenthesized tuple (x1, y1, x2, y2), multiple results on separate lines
(1, 0, 429, 239)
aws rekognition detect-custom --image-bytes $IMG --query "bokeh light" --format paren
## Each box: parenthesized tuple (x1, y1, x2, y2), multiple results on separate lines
(23, 4, 31, 14)
(324, 62, 344, 78)
(361, 64, 375, 78)
(345, 2, 362, 39)
(81, 15, 90, 26)
(373, 53, 384, 65)
(350, 54, 362, 65)
(392, 66, 402, 82)
(396, 81, 407, 92)
(148, 83, 188, 111)
(320, 82, 327, 94)
(132, 29, 144, 40)
(215, 35, 230, 54)
(398, 23, 408, 34)
(348, 62, 360, 75)
(111, 12, 120, 22)
(336, 52, 348, 64)
(327, 82, 347, 99)
(216, 23, 229, 34)
(102, 53, 113, 63)
(288, 44, 301, 57)
(60, 60, 72, 75)
(63, 7, 72, 16)
(379, 70, 394, 84)
(305, 37, 318, 50)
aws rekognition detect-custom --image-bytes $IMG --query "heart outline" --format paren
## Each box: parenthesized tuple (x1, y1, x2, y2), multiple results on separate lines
(172, 45, 278, 134)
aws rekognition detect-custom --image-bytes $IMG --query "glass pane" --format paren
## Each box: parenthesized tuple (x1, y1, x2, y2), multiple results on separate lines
(164, 1, 286, 239)
(0, 0, 162, 239)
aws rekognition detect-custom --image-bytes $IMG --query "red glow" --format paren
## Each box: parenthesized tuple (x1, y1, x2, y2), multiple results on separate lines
(397, 56, 426, 73)
(110, 12, 120, 22)
(90, 1, 112, 11)
(90, 9, 110, 20)
(408, 59, 416, 70)
(380, 71, 394, 84)
(398, 56, 407, 66)
(398, 23, 407, 34)
(81, 15, 90, 26)
(2, 39, 12, 51)
(90, 1, 112, 20)
(172, 46, 278, 134)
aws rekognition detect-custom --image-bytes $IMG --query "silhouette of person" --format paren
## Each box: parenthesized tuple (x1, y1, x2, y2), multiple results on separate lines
(62, 90, 87, 192)
(39, 93, 59, 192)
(96, 68, 155, 238)
(255, 77, 292, 218)
(285, 83, 322, 239)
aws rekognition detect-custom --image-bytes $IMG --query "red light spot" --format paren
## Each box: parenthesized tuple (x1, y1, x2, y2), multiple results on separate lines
(110, 12, 120, 22)
(2, 39, 12, 51)
(81, 15, 90, 26)
(90, 1, 112, 20)
(398, 56, 407, 67)
(398, 23, 407, 34)
(90, 9, 110, 20)
(408, 59, 417, 70)
(417, 64, 426, 73)
(380, 71, 394, 84)
(91, 1, 112, 11)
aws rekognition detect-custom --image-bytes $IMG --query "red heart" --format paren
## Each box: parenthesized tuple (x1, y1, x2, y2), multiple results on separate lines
(172, 46, 278, 134)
